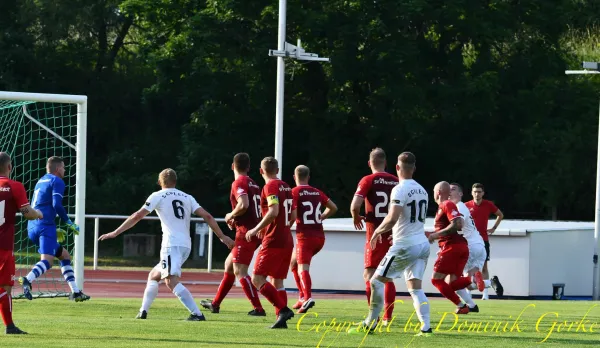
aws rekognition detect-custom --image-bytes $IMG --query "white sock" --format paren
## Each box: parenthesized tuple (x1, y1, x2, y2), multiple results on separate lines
(483, 288, 489, 297)
(409, 289, 430, 331)
(60, 260, 80, 293)
(26, 260, 51, 283)
(456, 289, 476, 308)
(484, 279, 491, 288)
(141, 280, 159, 312)
(173, 283, 202, 316)
(365, 279, 385, 327)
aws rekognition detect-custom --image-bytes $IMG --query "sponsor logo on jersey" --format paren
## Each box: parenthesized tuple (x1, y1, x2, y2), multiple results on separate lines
(373, 178, 399, 185)
(299, 190, 320, 196)
(0, 187, 10, 192)
(279, 185, 291, 192)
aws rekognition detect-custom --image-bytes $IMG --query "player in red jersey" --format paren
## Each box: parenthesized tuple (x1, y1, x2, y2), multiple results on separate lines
(245, 157, 295, 329)
(201, 153, 265, 315)
(350, 148, 399, 324)
(0, 152, 43, 334)
(289, 165, 338, 314)
(427, 181, 472, 314)
(465, 183, 505, 299)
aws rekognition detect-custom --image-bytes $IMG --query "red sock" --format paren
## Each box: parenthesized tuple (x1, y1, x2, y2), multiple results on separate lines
(278, 289, 287, 307)
(450, 277, 473, 291)
(432, 278, 462, 305)
(292, 267, 305, 300)
(300, 270, 312, 299)
(213, 272, 236, 306)
(365, 280, 371, 305)
(0, 289, 13, 326)
(259, 282, 285, 314)
(383, 282, 396, 320)
(240, 276, 263, 310)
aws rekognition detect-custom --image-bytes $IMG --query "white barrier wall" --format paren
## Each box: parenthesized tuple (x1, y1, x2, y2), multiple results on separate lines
(241, 219, 595, 297)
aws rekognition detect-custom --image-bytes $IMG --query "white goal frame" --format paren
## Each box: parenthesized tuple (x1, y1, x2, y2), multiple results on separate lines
(0, 91, 87, 291)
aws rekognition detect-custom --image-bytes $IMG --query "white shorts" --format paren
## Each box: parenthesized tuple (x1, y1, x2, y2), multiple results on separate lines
(464, 243, 486, 274)
(374, 241, 430, 280)
(153, 246, 191, 279)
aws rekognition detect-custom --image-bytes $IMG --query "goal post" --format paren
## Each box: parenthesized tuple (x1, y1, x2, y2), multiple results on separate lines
(0, 91, 87, 297)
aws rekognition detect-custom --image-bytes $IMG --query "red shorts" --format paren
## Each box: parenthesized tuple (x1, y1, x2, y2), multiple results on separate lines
(254, 246, 293, 280)
(295, 237, 325, 265)
(364, 237, 391, 269)
(232, 233, 261, 265)
(0, 250, 15, 286)
(433, 242, 469, 276)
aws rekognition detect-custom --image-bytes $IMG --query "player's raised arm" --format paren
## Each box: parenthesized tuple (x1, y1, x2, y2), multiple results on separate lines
(98, 207, 150, 241)
(194, 207, 234, 249)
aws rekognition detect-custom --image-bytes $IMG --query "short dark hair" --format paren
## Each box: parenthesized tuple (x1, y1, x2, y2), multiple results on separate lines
(295, 165, 310, 180)
(450, 182, 463, 193)
(47, 156, 64, 173)
(472, 183, 484, 191)
(369, 148, 386, 167)
(261, 157, 278, 175)
(398, 152, 416, 167)
(0, 152, 11, 172)
(233, 153, 250, 172)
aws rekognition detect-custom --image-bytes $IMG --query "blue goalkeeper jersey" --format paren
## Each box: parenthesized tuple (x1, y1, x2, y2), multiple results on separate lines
(28, 174, 70, 227)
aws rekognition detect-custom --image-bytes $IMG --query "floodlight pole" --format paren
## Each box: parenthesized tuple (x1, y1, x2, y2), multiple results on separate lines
(566, 65, 600, 301)
(270, 0, 330, 179)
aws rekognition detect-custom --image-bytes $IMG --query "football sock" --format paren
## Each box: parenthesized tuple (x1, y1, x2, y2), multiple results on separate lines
(259, 282, 285, 312)
(140, 280, 159, 312)
(213, 272, 235, 307)
(365, 278, 384, 326)
(300, 270, 312, 300)
(409, 289, 430, 331)
(60, 259, 80, 293)
(173, 283, 202, 316)
(383, 282, 396, 320)
(365, 280, 371, 305)
(26, 260, 51, 283)
(0, 289, 13, 326)
(432, 278, 463, 306)
(277, 288, 287, 306)
(240, 275, 263, 310)
(450, 277, 472, 291)
(292, 267, 304, 300)
(456, 288, 476, 308)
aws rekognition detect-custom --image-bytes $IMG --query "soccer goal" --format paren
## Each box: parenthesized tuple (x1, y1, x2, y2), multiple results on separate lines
(0, 91, 87, 298)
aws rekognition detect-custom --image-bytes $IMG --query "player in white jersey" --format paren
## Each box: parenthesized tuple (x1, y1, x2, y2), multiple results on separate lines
(349, 152, 433, 337)
(450, 183, 486, 312)
(99, 168, 234, 321)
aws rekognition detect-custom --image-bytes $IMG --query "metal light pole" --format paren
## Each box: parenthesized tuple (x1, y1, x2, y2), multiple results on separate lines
(566, 63, 600, 300)
(269, 0, 330, 178)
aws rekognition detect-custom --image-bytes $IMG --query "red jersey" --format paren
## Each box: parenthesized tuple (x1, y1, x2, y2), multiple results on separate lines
(230, 175, 261, 235)
(0, 176, 29, 251)
(434, 200, 467, 247)
(465, 199, 499, 242)
(354, 172, 398, 240)
(260, 179, 294, 248)
(292, 185, 330, 239)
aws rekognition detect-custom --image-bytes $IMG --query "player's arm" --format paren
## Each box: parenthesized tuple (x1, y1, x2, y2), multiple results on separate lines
(320, 199, 338, 221)
(20, 204, 43, 220)
(194, 207, 234, 249)
(429, 217, 463, 241)
(488, 206, 504, 234)
(51, 179, 72, 225)
(350, 196, 365, 229)
(246, 196, 279, 241)
(98, 208, 150, 240)
(372, 203, 400, 238)
(224, 194, 249, 229)
(12, 182, 42, 220)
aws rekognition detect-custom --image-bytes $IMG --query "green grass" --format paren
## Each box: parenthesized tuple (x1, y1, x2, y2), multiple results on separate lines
(5, 298, 600, 347)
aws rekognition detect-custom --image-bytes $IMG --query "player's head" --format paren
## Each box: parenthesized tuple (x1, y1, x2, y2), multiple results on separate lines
(158, 168, 177, 188)
(294, 165, 310, 185)
(433, 181, 451, 204)
(368, 147, 386, 172)
(260, 156, 279, 180)
(0, 152, 12, 176)
(396, 152, 416, 179)
(47, 156, 65, 178)
(472, 183, 485, 202)
(449, 182, 463, 203)
(232, 152, 250, 174)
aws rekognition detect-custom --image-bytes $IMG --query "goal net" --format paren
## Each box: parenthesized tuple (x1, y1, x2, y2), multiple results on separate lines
(0, 92, 87, 299)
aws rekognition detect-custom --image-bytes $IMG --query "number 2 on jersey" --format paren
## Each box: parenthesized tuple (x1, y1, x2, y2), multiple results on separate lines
(302, 201, 322, 224)
(407, 199, 427, 223)
(375, 191, 388, 218)
(0, 200, 5, 227)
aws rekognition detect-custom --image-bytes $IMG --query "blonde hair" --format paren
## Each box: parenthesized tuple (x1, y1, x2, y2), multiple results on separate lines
(159, 168, 177, 187)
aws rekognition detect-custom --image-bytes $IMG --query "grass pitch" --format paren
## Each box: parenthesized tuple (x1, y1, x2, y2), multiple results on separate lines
(5, 297, 600, 347)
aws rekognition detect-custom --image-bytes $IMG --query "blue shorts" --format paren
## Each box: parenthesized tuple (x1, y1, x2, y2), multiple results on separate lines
(28, 225, 61, 256)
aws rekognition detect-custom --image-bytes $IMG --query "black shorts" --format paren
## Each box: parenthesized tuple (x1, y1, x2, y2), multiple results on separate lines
(484, 241, 490, 261)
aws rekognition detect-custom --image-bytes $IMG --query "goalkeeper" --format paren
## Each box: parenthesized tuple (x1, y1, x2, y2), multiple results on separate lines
(19, 157, 90, 302)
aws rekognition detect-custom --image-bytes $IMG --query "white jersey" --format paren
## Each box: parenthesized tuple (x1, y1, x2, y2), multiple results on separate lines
(389, 179, 429, 247)
(143, 188, 201, 249)
(456, 201, 484, 246)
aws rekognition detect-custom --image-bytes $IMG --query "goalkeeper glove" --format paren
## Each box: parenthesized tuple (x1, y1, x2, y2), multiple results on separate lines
(57, 228, 67, 243)
(66, 220, 80, 235)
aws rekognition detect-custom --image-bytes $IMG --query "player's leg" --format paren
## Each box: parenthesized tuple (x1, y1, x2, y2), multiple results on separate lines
(57, 246, 90, 301)
(136, 268, 161, 319)
(482, 241, 491, 299)
(296, 237, 324, 314)
(1, 251, 26, 334)
(202, 252, 235, 313)
(369, 241, 395, 323)
(163, 247, 205, 321)
(290, 246, 304, 309)
(232, 240, 265, 315)
(456, 267, 478, 312)
(20, 227, 54, 300)
(431, 245, 468, 312)
(403, 243, 432, 337)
